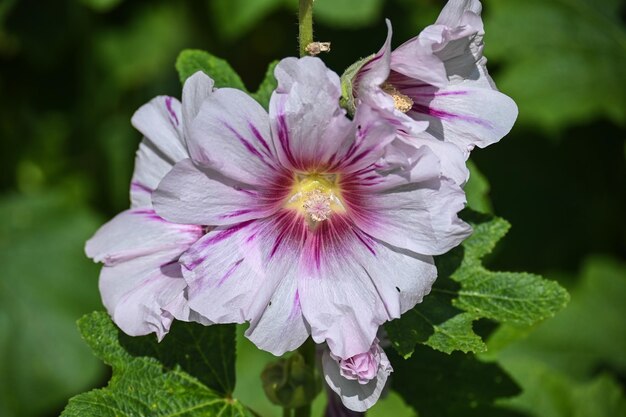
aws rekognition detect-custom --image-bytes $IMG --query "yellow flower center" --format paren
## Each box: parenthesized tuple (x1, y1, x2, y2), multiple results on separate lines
(381, 82, 414, 113)
(286, 174, 345, 224)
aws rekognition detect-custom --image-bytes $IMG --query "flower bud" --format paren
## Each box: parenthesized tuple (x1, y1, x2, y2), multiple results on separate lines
(261, 352, 321, 408)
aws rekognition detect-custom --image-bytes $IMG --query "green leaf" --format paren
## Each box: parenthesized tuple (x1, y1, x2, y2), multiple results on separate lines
(388, 345, 523, 417)
(61, 312, 253, 417)
(251, 60, 279, 110)
(176, 49, 247, 91)
(0, 192, 104, 417)
(465, 160, 492, 213)
(386, 211, 569, 356)
(484, 0, 626, 130)
(487, 256, 626, 417)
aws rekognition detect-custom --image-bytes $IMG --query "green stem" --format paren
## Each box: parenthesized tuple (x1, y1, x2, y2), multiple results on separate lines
(298, 0, 314, 56)
(283, 408, 292, 417)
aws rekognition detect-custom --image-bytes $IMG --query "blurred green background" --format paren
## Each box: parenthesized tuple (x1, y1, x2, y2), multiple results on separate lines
(0, 0, 624, 416)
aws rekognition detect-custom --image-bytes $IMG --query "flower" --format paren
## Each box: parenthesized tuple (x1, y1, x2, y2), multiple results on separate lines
(152, 57, 471, 358)
(322, 339, 392, 411)
(352, 0, 518, 159)
(85, 72, 215, 340)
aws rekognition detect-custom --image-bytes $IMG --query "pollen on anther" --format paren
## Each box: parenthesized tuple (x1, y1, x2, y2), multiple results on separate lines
(302, 189, 332, 222)
(381, 83, 414, 113)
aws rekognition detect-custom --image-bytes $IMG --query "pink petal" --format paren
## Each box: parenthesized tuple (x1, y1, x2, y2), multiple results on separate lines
(322, 344, 392, 412)
(297, 216, 389, 359)
(181, 71, 215, 140)
(99, 253, 188, 341)
(181, 215, 309, 355)
(351, 177, 472, 256)
(153, 158, 288, 226)
(408, 85, 518, 153)
(187, 88, 278, 185)
(85, 209, 203, 266)
(130, 96, 188, 207)
(270, 57, 353, 171)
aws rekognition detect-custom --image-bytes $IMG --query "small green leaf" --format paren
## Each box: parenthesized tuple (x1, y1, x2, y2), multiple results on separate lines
(61, 312, 253, 417)
(465, 160, 492, 213)
(251, 60, 279, 110)
(176, 49, 247, 91)
(425, 313, 487, 354)
(386, 211, 569, 356)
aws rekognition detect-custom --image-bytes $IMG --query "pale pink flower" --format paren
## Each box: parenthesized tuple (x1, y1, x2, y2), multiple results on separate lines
(353, 0, 517, 165)
(322, 339, 393, 411)
(85, 72, 214, 340)
(152, 57, 471, 358)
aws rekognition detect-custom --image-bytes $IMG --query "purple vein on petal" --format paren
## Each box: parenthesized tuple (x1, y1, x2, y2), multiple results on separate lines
(276, 110, 297, 167)
(165, 96, 180, 127)
(131, 181, 153, 195)
(184, 220, 256, 270)
(288, 290, 301, 320)
(249, 122, 271, 153)
(412, 104, 493, 128)
(217, 258, 244, 286)
(219, 208, 254, 220)
(222, 121, 272, 165)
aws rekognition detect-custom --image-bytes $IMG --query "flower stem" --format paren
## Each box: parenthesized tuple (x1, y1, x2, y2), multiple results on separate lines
(294, 406, 311, 417)
(283, 408, 292, 417)
(298, 0, 314, 56)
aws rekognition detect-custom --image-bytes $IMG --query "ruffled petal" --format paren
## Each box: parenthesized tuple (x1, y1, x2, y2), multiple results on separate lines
(435, 0, 482, 27)
(322, 345, 392, 412)
(99, 253, 188, 341)
(85, 208, 203, 266)
(390, 25, 449, 88)
(331, 104, 397, 173)
(130, 96, 188, 207)
(153, 158, 288, 226)
(181, 71, 215, 138)
(408, 85, 518, 153)
(187, 88, 278, 185)
(355, 239, 437, 318)
(270, 56, 352, 171)
(297, 216, 390, 359)
(181, 215, 309, 355)
(355, 19, 392, 91)
(351, 177, 472, 256)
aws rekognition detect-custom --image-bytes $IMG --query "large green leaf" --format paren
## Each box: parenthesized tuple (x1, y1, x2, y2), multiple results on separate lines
(0, 192, 104, 417)
(490, 256, 626, 417)
(484, 0, 626, 130)
(386, 211, 569, 357)
(61, 312, 253, 417)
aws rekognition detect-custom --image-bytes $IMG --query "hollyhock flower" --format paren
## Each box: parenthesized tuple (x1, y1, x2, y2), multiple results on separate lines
(352, 0, 517, 161)
(152, 57, 471, 359)
(85, 72, 215, 340)
(322, 339, 392, 411)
